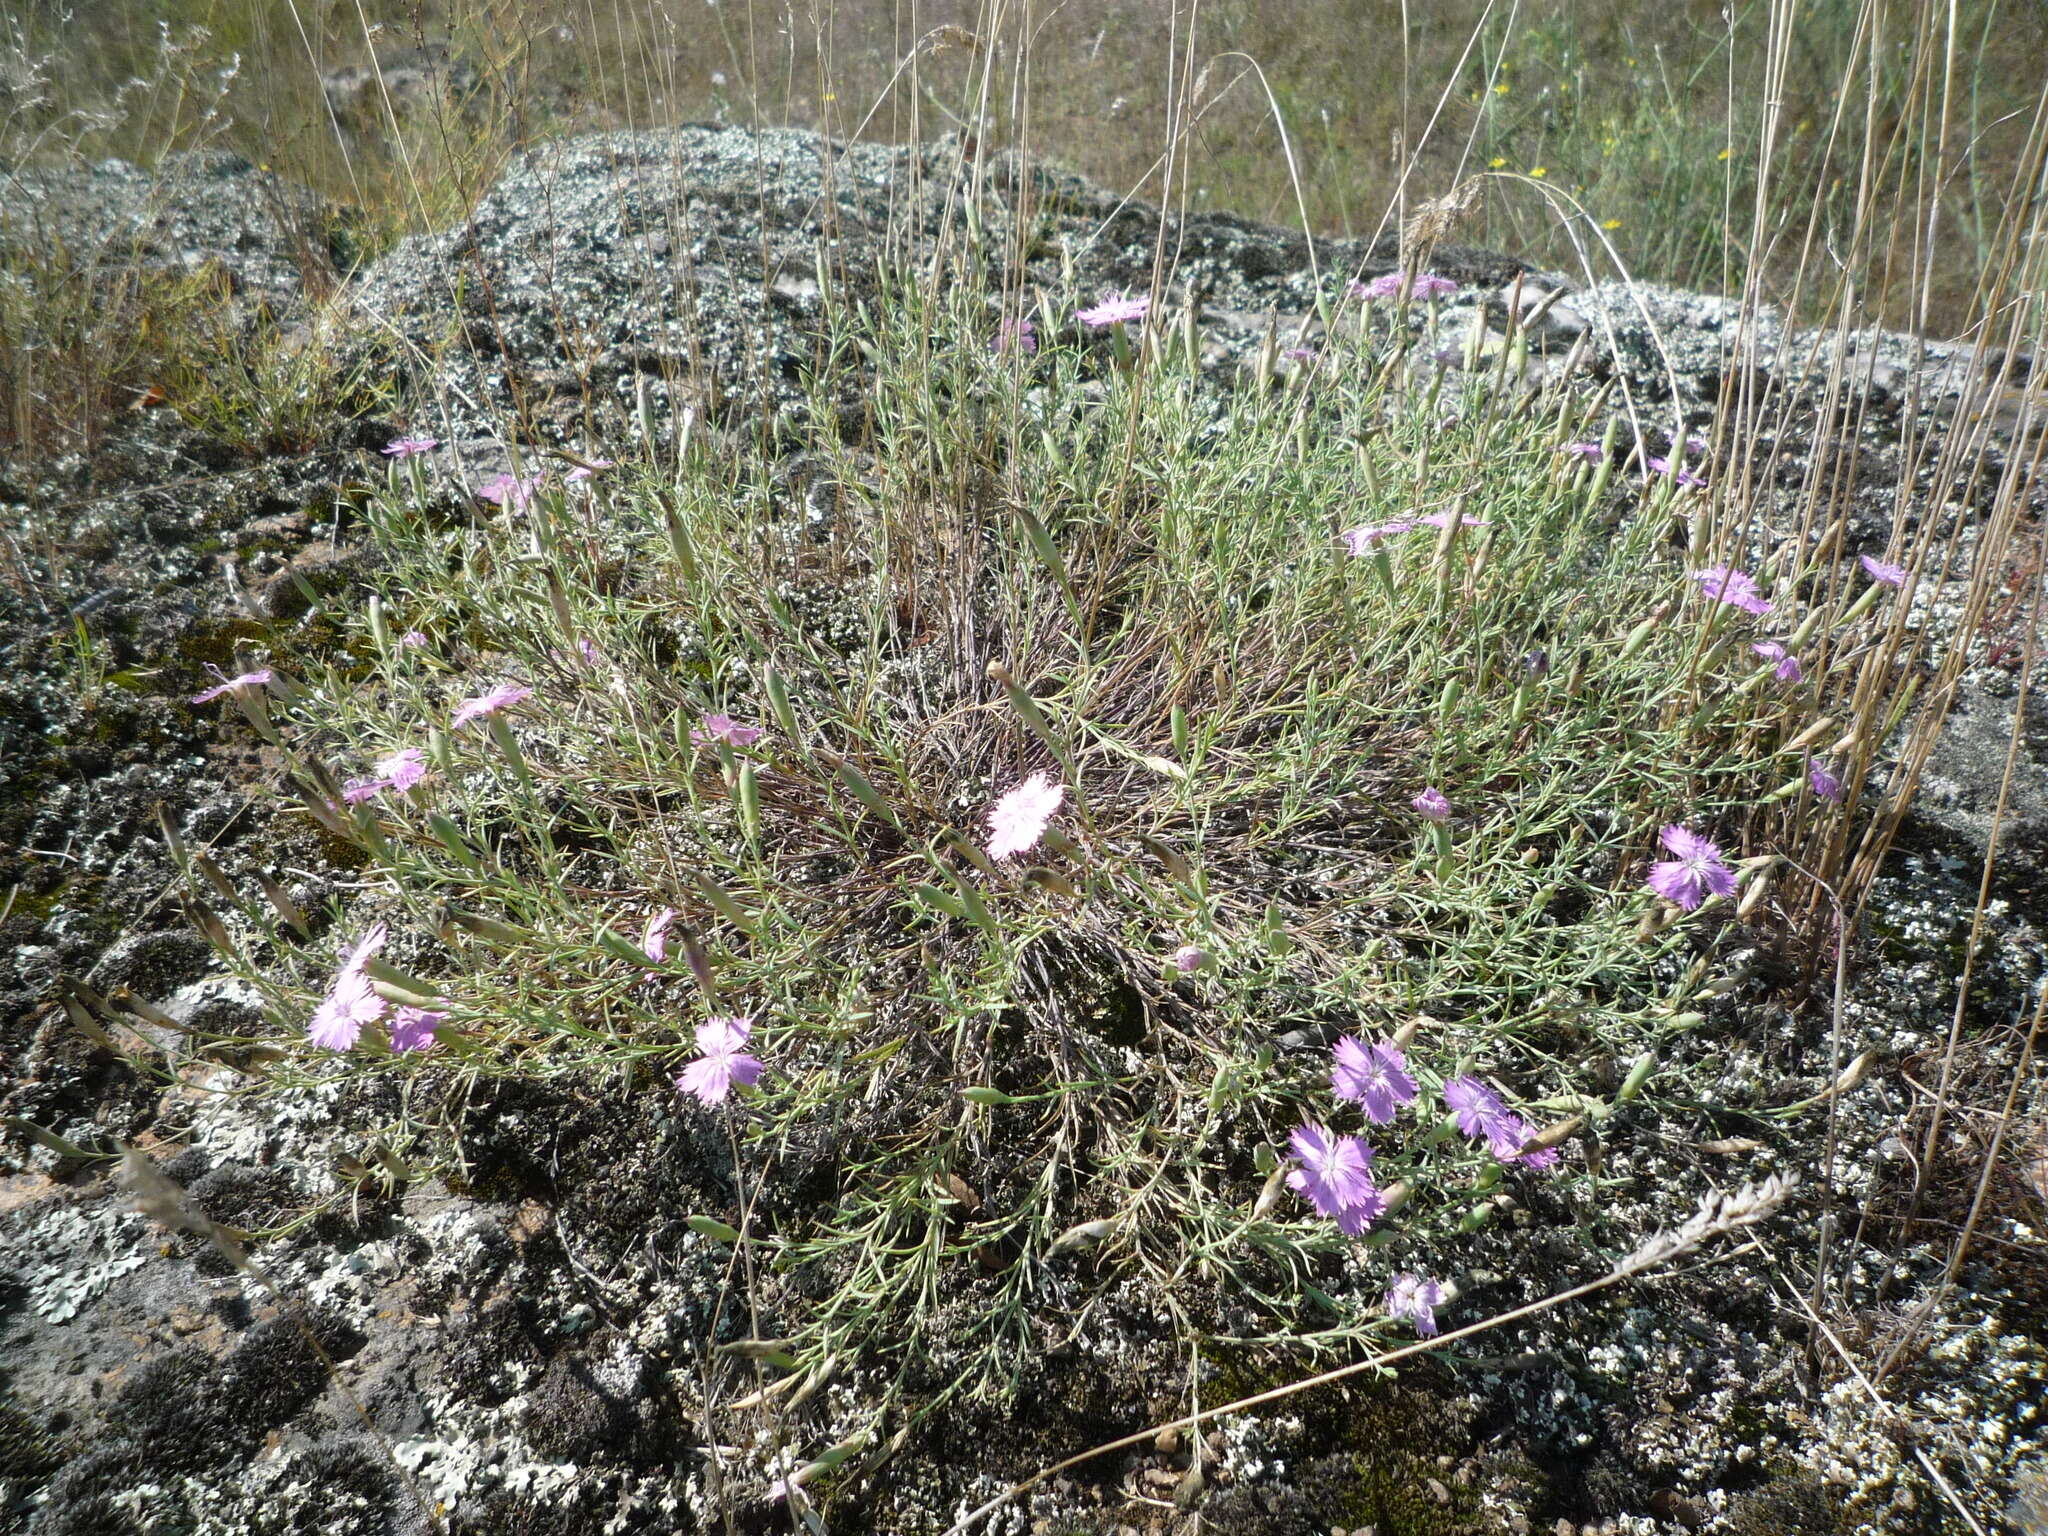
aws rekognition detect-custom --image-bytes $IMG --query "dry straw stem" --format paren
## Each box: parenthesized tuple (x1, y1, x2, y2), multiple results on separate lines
(1889, 539, 2048, 1259)
(942, 1174, 1796, 1536)
(1760, 53, 2048, 934)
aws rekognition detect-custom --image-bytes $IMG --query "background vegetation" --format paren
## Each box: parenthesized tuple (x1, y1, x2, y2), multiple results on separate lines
(9, 0, 2047, 326)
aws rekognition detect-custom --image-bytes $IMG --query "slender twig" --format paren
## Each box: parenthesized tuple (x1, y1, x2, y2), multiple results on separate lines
(1891, 532, 2045, 1269)
(1764, 1242, 1992, 1536)
(942, 1175, 1796, 1535)
(1872, 978, 2046, 1384)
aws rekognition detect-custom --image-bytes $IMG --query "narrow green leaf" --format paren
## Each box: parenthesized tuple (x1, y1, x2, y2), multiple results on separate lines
(361, 960, 441, 1006)
(942, 866, 996, 931)
(5, 1117, 98, 1161)
(154, 801, 188, 867)
(427, 814, 486, 874)
(1015, 506, 1075, 602)
(946, 833, 1000, 880)
(998, 679, 1069, 769)
(1138, 835, 1192, 883)
(663, 504, 700, 583)
(254, 871, 309, 938)
(836, 760, 901, 827)
(803, 1432, 869, 1472)
(1047, 1219, 1116, 1257)
(190, 853, 240, 910)
(61, 996, 120, 1053)
(1022, 867, 1079, 899)
(738, 761, 761, 844)
(716, 1336, 797, 1360)
(764, 666, 799, 742)
(183, 897, 234, 955)
(1090, 728, 1186, 780)
(598, 924, 655, 967)
(448, 909, 529, 946)
(693, 871, 756, 935)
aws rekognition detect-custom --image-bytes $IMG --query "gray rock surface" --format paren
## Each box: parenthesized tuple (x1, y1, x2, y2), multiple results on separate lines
(342, 124, 1520, 458)
(0, 149, 341, 308)
(1918, 677, 2048, 898)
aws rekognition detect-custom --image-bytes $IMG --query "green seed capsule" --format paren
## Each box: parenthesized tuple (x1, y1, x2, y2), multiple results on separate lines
(1456, 1202, 1496, 1234)
(765, 667, 797, 741)
(738, 761, 761, 844)
(1617, 1051, 1656, 1102)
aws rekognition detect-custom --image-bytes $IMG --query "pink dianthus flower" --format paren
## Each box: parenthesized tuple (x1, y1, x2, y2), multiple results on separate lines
(1411, 787, 1451, 821)
(1484, 1110, 1561, 1169)
(1443, 1075, 1506, 1139)
(376, 747, 429, 793)
(643, 908, 679, 965)
(1387, 1274, 1446, 1337)
(1341, 520, 1416, 555)
(676, 1015, 765, 1105)
(191, 666, 274, 705)
(308, 923, 389, 1051)
(1444, 1076, 1558, 1169)
(389, 1006, 446, 1053)
(1646, 824, 1736, 910)
(1691, 566, 1773, 616)
(994, 316, 1037, 355)
(1646, 455, 1707, 489)
(1351, 271, 1458, 302)
(476, 472, 544, 511)
(1332, 1037, 1418, 1125)
(1076, 293, 1150, 329)
(1286, 1123, 1384, 1233)
(985, 772, 1064, 860)
(451, 683, 533, 730)
(1751, 642, 1803, 682)
(691, 713, 764, 749)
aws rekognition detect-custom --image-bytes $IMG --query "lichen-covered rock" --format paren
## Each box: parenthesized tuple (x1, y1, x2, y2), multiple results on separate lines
(343, 125, 1523, 457)
(85, 930, 215, 996)
(1917, 683, 2048, 890)
(0, 150, 338, 309)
